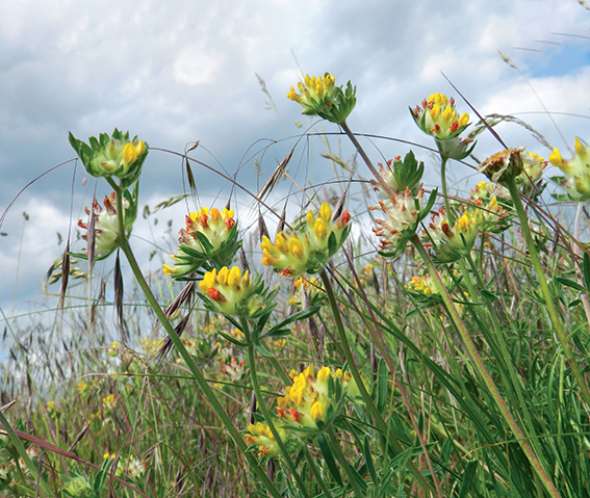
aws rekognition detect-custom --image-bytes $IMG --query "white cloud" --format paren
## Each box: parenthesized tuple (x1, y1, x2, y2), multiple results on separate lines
(2, 0, 590, 307)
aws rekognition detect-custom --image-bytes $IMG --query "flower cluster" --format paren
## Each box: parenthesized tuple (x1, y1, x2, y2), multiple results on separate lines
(163, 207, 239, 279)
(425, 208, 481, 263)
(77, 191, 135, 260)
(244, 422, 283, 457)
(411, 93, 470, 140)
(276, 366, 356, 429)
(406, 274, 438, 297)
(288, 73, 356, 124)
(198, 266, 257, 316)
(549, 137, 590, 200)
(469, 181, 511, 233)
(69, 129, 148, 185)
(517, 151, 547, 195)
(261, 202, 351, 277)
(244, 366, 359, 457)
(411, 93, 474, 160)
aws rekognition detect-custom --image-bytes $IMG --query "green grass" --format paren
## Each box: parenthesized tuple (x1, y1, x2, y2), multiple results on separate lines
(2, 82, 590, 498)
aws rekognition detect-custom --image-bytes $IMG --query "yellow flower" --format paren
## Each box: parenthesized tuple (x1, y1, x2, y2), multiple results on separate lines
(426, 207, 482, 263)
(275, 365, 357, 429)
(549, 138, 590, 200)
(288, 73, 356, 124)
(163, 207, 238, 279)
(261, 202, 351, 277)
(198, 266, 253, 315)
(412, 93, 469, 139)
(244, 422, 283, 457)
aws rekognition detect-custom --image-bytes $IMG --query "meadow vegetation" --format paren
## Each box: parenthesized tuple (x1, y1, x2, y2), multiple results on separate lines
(2, 72, 590, 497)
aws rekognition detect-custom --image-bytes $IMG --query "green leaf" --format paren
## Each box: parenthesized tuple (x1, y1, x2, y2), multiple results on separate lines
(317, 434, 343, 486)
(583, 253, 590, 292)
(458, 461, 478, 498)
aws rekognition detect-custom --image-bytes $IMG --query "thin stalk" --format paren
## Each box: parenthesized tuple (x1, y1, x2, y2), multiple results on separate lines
(411, 237, 562, 498)
(111, 183, 281, 498)
(440, 157, 453, 221)
(319, 270, 433, 494)
(506, 178, 590, 406)
(246, 342, 311, 498)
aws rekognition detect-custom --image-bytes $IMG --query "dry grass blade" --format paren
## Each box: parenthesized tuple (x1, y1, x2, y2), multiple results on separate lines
(441, 71, 509, 149)
(156, 282, 195, 359)
(59, 242, 70, 310)
(257, 148, 294, 202)
(114, 251, 127, 343)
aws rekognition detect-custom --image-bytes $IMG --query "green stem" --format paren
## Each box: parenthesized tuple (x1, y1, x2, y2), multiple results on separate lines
(246, 341, 311, 498)
(506, 178, 590, 406)
(411, 237, 562, 498)
(440, 157, 453, 222)
(319, 270, 433, 494)
(112, 183, 281, 498)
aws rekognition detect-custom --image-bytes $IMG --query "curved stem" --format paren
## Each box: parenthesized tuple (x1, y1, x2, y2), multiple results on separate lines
(411, 237, 562, 498)
(506, 178, 590, 407)
(246, 341, 311, 498)
(111, 184, 281, 498)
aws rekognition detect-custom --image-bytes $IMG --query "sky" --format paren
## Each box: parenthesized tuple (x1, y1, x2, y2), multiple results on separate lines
(1, 0, 590, 317)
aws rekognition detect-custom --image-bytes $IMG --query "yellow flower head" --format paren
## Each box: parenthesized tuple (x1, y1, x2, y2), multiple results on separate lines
(288, 73, 356, 124)
(244, 422, 283, 457)
(261, 202, 351, 277)
(412, 93, 470, 139)
(275, 365, 357, 429)
(426, 207, 482, 263)
(163, 207, 238, 279)
(198, 266, 254, 315)
(549, 138, 590, 200)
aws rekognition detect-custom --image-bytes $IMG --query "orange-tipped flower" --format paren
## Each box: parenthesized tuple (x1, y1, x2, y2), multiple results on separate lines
(261, 202, 351, 277)
(198, 266, 253, 315)
(412, 93, 470, 140)
(163, 207, 239, 279)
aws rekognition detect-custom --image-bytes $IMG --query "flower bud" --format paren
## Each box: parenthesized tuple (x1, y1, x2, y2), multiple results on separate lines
(288, 73, 356, 124)
(77, 191, 136, 260)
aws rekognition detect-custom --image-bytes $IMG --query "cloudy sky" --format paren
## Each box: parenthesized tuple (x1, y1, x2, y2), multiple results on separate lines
(1, 0, 589, 316)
